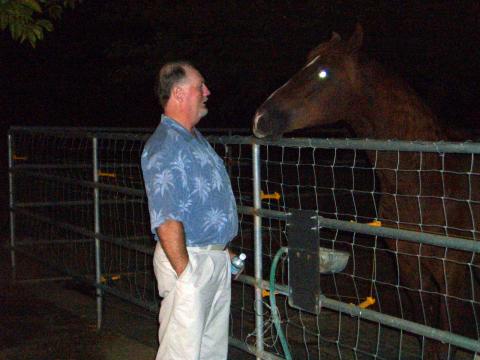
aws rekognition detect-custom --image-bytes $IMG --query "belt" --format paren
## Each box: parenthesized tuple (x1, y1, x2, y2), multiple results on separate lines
(188, 244, 226, 251)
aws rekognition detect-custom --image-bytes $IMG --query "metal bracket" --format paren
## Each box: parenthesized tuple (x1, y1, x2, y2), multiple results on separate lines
(287, 209, 321, 314)
(286, 210, 350, 314)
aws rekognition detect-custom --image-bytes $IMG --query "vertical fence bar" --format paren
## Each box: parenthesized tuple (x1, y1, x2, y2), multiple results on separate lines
(8, 132, 16, 281)
(92, 136, 103, 329)
(252, 143, 264, 358)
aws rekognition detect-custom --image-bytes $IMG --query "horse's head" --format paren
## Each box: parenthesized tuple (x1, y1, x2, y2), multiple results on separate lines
(253, 24, 364, 138)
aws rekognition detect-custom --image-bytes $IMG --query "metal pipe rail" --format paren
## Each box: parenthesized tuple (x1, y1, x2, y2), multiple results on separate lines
(17, 189, 480, 353)
(11, 207, 153, 254)
(10, 127, 480, 153)
(237, 205, 291, 221)
(13, 127, 480, 154)
(238, 205, 480, 354)
(97, 283, 158, 313)
(8, 133, 16, 280)
(241, 272, 480, 354)
(228, 337, 285, 360)
(13, 164, 93, 169)
(13, 163, 142, 170)
(319, 295, 480, 354)
(13, 169, 146, 197)
(316, 215, 480, 253)
(208, 136, 480, 154)
(9, 245, 93, 281)
(13, 207, 95, 239)
(8, 127, 249, 142)
(15, 199, 145, 207)
(13, 238, 94, 246)
(238, 206, 480, 253)
(9, 126, 249, 133)
(252, 143, 264, 359)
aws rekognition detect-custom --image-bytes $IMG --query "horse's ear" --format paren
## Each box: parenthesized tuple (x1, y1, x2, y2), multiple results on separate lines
(331, 32, 341, 42)
(347, 23, 364, 53)
(307, 30, 342, 62)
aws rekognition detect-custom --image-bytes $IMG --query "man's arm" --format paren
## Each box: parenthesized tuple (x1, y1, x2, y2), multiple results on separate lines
(156, 220, 189, 276)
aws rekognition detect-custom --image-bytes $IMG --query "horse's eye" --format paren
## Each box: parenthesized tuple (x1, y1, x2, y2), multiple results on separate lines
(318, 69, 329, 80)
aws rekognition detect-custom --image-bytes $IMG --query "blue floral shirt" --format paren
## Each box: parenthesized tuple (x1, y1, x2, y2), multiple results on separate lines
(141, 115, 238, 247)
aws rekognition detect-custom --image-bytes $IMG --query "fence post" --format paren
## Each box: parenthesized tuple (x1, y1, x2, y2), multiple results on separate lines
(8, 132, 16, 281)
(252, 143, 264, 358)
(92, 136, 103, 330)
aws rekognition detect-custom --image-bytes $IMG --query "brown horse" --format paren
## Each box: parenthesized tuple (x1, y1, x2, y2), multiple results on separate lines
(253, 25, 479, 359)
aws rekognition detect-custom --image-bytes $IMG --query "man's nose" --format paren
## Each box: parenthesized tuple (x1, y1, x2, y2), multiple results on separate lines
(203, 85, 211, 97)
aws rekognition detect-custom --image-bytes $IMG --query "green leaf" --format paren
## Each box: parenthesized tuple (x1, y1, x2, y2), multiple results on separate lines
(1, 0, 82, 47)
(47, 4, 62, 19)
(20, 0, 42, 13)
(26, 28, 36, 45)
(37, 18, 52, 31)
(63, 0, 79, 9)
(63, 0, 72, 8)
(3, 4, 19, 17)
(31, 23, 42, 38)
(0, 13, 8, 30)
(10, 21, 20, 39)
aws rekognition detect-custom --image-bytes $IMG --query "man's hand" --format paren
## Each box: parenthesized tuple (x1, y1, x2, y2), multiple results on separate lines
(227, 248, 236, 261)
(157, 220, 189, 276)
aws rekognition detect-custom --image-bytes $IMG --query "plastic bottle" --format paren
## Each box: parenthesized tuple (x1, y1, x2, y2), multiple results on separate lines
(231, 253, 247, 279)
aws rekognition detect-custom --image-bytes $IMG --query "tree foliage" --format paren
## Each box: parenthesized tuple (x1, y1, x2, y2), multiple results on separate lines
(0, 0, 81, 47)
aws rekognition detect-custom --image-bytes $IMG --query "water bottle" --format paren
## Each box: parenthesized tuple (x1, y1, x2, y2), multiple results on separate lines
(231, 253, 246, 279)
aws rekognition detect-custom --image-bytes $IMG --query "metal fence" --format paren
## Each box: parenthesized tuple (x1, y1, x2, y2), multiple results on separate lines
(8, 127, 480, 359)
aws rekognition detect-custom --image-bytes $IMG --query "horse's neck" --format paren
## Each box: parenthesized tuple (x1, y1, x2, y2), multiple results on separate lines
(355, 63, 444, 141)
(351, 63, 447, 210)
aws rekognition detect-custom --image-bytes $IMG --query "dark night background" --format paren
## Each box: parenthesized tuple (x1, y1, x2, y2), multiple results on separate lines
(1, 1, 479, 223)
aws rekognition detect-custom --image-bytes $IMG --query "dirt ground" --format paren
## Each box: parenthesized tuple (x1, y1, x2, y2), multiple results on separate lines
(0, 245, 252, 360)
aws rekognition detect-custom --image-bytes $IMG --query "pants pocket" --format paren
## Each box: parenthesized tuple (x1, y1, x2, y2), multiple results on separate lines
(178, 260, 194, 282)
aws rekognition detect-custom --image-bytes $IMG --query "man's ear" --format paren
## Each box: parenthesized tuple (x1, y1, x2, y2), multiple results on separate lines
(172, 86, 184, 103)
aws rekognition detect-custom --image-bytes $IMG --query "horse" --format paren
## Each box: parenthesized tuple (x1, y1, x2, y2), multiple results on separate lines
(253, 24, 479, 359)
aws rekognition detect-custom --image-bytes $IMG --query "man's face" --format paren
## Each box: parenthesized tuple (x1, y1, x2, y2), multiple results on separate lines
(181, 66, 211, 124)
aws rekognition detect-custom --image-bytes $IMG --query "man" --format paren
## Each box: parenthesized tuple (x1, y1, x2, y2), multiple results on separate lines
(141, 61, 238, 360)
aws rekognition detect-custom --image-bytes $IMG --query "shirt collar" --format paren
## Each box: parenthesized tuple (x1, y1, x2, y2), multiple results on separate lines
(161, 115, 201, 141)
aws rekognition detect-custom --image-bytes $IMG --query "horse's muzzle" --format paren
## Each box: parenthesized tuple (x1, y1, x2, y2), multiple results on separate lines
(252, 106, 291, 139)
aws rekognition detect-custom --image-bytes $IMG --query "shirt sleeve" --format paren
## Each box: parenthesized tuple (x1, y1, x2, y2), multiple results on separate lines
(141, 141, 187, 238)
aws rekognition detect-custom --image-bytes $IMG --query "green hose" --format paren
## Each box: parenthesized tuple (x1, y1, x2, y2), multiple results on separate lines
(269, 246, 292, 360)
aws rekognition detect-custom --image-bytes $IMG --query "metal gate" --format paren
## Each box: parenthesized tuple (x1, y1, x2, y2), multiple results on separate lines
(8, 127, 480, 359)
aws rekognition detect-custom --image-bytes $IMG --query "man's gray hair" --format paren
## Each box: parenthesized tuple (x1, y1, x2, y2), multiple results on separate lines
(155, 61, 193, 108)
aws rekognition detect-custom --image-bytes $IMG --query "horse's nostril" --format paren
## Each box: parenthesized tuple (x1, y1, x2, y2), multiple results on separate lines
(253, 125, 266, 138)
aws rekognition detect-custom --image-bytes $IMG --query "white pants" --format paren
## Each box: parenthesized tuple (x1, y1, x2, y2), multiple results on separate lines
(153, 243, 231, 360)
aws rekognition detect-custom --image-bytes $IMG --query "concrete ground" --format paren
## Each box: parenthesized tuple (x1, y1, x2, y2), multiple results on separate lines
(0, 246, 252, 360)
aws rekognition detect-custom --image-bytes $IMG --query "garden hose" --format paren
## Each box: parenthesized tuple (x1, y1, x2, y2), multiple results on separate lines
(269, 246, 292, 360)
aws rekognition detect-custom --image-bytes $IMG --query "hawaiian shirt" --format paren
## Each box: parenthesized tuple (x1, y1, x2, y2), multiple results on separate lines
(141, 115, 238, 247)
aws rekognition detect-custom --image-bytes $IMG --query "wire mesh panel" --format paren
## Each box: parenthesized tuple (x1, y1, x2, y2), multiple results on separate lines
(8, 128, 263, 358)
(11, 129, 96, 277)
(210, 141, 259, 345)
(9, 128, 480, 360)
(255, 141, 480, 359)
(94, 134, 157, 309)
